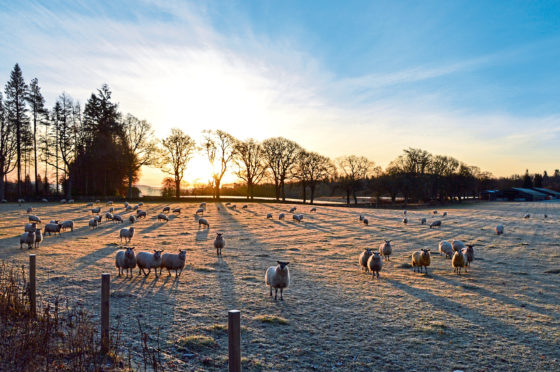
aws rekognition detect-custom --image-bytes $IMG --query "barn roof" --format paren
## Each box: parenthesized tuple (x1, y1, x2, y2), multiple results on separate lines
(511, 187, 548, 197)
(532, 187, 560, 197)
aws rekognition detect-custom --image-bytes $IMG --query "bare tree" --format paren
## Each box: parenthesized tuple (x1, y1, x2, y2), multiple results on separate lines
(160, 128, 196, 199)
(233, 138, 267, 200)
(293, 151, 334, 204)
(202, 130, 236, 199)
(120, 114, 157, 199)
(262, 137, 302, 201)
(0, 93, 17, 200)
(337, 155, 378, 204)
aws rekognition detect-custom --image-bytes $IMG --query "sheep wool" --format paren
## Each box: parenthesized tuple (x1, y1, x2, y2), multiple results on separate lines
(359, 248, 373, 272)
(379, 240, 392, 261)
(116, 247, 136, 278)
(136, 250, 164, 277)
(412, 249, 431, 274)
(367, 252, 383, 279)
(161, 250, 187, 276)
(265, 261, 290, 301)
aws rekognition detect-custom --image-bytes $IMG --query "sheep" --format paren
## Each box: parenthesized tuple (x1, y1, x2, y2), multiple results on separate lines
(379, 240, 392, 261)
(1, 199, 6, 203)
(43, 223, 62, 236)
(279, 213, 285, 220)
(136, 210, 147, 219)
(430, 220, 441, 228)
(112, 214, 124, 223)
(124, 202, 129, 208)
(496, 224, 504, 235)
(433, 210, 438, 214)
(86, 202, 93, 207)
(49, 220, 59, 224)
(214, 233, 225, 255)
(359, 248, 373, 272)
(115, 247, 136, 278)
(462, 244, 475, 270)
(119, 227, 135, 243)
(173, 208, 181, 214)
(200, 202, 207, 208)
(68, 199, 74, 203)
(89, 218, 98, 229)
(363, 218, 369, 226)
(451, 240, 465, 252)
(133, 205, 139, 211)
(225, 202, 231, 206)
(24, 223, 37, 232)
(109, 207, 114, 213)
(265, 261, 290, 301)
(421, 217, 427, 225)
(26, 207, 33, 213)
(28, 215, 41, 224)
(95, 199, 100, 203)
(129, 215, 136, 224)
(105, 212, 114, 222)
(412, 249, 431, 273)
(94, 215, 102, 224)
(20, 231, 35, 249)
(198, 218, 210, 229)
(61, 220, 74, 232)
(91, 207, 101, 214)
(289, 207, 297, 213)
(310, 207, 317, 212)
(125, 205, 132, 212)
(242, 205, 248, 209)
(161, 250, 187, 276)
(367, 252, 383, 279)
(138, 202, 144, 206)
(402, 217, 408, 224)
(157, 213, 169, 222)
(439, 240, 453, 259)
(544, 214, 548, 219)
(359, 215, 364, 222)
(195, 208, 205, 215)
(17, 198, 25, 203)
(524, 213, 530, 219)
(106, 201, 113, 206)
(41, 198, 48, 202)
(403, 210, 407, 215)
(136, 250, 163, 277)
(231, 204, 237, 210)
(442, 212, 448, 217)
(34, 229, 43, 248)
(266, 213, 272, 219)
(292, 214, 303, 223)
(60, 199, 66, 203)
(162, 206, 170, 213)
(452, 250, 465, 274)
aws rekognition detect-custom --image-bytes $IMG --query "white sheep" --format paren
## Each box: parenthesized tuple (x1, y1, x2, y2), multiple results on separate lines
(109, 207, 114, 213)
(68, 199, 74, 203)
(91, 207, 101, 214)
(359, 215, 364, 221)
(367, 252, 383, 279)
(41, 198, 48, 202)
(28, 215, 41, 224)
(421, 218, 427, 225)
(292, 214, 303, 222)
(26, 207, 32, 213)
(173, 208, 181, 214)
(412, 249, 431, 274)
(105, 212, 114, 222)
(496, 224, 504, 235)
(524, 213, 530, 219)
(289, 207, 297, 213)
(451, 240, 465, 252)
(310, 207, 317, 212)
(161, 250, 187, 276)
(442, 212, 448, 217)
(195, 208, 205, 215)
(157, 213, 169, 222)
(136, 250, 163, 277)
(363, 218, 369, 226)
(136, 210, 147, 219)
(119, 227, 135, 243)
(43, 223, 62, 236)
(124, 202, 129, 208)
(61, 220, 74, 232)
(34, 229, 43, 248)
(129, 215, 136, 224)
(19, 231, 35, 249)
(214, 233, 225, 255)
(94, 215, 102, 224)
(89, 218, 98, 229)
(242, 205, 248, 209)
(265, 261, 290, 301)
(162, 206, 170, 213)
(452, 250, 465, 274)
(1, 199, 6, 203)
(95, 199, 100, 203)
(106, 201, 113, 206)
(198, 218, 210, 229)
(60, 199, 66, 203)
(462, 244, 475, 270)
(279, 213, 285, 220)
(359, 248, 373, 272)
(17, 198, 25, 203)
(266, 213, 272, 219)
(379, 240, 392, 261)
(86, 202, 93, 207)
(438, 241, 453, 259)
(115, 247, 136, 278)
(138, 202, 144, 206)
(24, 223, 37, 232)
(112, 214, 124, 224)
(402, 217, 408, 224)
(430, 220, 441, 228)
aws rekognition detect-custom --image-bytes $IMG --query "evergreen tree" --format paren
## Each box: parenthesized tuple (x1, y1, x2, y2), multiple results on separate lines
(26, 78, 47, 195)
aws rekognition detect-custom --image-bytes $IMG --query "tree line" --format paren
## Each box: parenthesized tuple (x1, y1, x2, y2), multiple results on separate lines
(1, 63, 556, 204)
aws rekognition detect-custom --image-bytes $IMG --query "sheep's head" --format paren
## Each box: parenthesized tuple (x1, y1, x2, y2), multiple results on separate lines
(153, 250, 164, 259)
(178, 250, 187, 259)
(129, 227, 135, 233)
(216, 233, 223, 238)
(125, 247, 135, 257)
(385, 240, 392, 245)
(277, 261, 289, 271)
(364, 248, 372, 254)
(421, 248, 430, 258)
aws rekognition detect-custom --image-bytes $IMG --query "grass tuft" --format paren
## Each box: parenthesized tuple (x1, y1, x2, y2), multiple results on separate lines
(254, 314, 289, 325)
(175, 335, 217, 351)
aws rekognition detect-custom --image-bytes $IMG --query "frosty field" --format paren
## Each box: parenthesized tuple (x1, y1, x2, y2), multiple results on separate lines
(0, 201, 559, 371)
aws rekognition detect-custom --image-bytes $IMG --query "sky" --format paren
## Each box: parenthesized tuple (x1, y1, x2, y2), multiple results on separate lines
(1, 0, 559, 186)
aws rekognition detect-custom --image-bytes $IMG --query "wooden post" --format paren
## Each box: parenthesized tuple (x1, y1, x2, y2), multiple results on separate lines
(101, 273, 110, 353)
(228, 310, 241, 372)
(29, 254, 36, 316)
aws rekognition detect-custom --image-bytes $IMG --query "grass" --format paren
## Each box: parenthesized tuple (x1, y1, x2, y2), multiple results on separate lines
(254, 314, 289, 325)
(175, 335, 216, 351)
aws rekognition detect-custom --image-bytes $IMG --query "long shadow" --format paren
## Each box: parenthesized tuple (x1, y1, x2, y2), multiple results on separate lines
(74, 243, 119, 271)
(195, 229, 210, 241)
(214, 256, 238, 309)
(139, 221, 165, 234)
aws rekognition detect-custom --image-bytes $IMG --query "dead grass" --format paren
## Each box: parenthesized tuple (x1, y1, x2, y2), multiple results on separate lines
(175, 335, 217, 351)
(254, 314, 289, 325)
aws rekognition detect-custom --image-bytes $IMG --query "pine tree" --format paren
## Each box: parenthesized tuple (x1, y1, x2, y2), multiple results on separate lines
(26, 78, 47, 195)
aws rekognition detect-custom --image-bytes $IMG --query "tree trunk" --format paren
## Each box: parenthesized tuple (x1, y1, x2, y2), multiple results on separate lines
(0, 174, 4, 200)
(247, 180, 253, 200)
(281, 179, 286, 201)
(346, 188, 350, 205)
(34, 117, 38, 196)
(175, 175, 181, 199)
(353, 189, 358, 205)
(274, 180, 280, 201)
(215, 179, 221, 199)
(66, 173, 72, 200)
(127, 172, 133, 199)
(301, 183, 306, 204)
(310, 184, 315, 204)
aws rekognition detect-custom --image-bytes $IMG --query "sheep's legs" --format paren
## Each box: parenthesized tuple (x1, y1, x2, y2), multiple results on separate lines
(280, 288, 284, 301)
(274, 288, 278, 301)
(269, 286, 273, 297)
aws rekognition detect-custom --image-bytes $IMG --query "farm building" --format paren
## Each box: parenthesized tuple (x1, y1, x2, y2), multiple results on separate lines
(532, 187, 560, 199)
(480, 190, 503, 201)
(503, 187, 548, 201)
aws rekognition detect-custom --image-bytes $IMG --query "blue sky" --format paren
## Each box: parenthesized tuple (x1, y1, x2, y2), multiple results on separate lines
(1, 0, 559, 184)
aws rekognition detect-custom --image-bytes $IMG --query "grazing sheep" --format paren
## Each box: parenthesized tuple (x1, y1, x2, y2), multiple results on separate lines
(94, 215, 102, 224)
(231, 204, 237, 210)
(438, 240, 453, 259)
(26, 207, 32, 213)
(136, 250, 163, 277)
(28, 215, 41, 224)
(119, 227, 135, 243)
(266, 213, 272, 219)
(61, 220, 74, 232)
(157, 213, 169, 222)
(367, 252, 383, 279)
(412, 248, 431, 274)
(91, 207, 101, 214)
(421, 218, 427, 225)
(89, 218, 98, 229)
(173, 208, 181, 214)
(265, 261, 290, 301)
(363, 218, 369, 226)
(24, 223, 37, 232)
(242, 205, 248, 209)
(124, 202, 129, 208)
(225, 202, 231, 206)
(402, 217, 408, 224)
(138, 202, 144, 207)
(109, 207, 114, 213)
(195, 208, 205, 215)
(496, 224, 504, 235)
(60, 199, 66, 203)
(112, 214, 124, 223)
(462, 244, 475, 270)
(430, 220, 441, 228)
(161, 250, 187, 276)
(1, 199, 6, 203)
(433, 210, 438, 214)
(359, 248, 373, 272)
(86, 202, 93, 207)
(452, 250, 465, 274)
(129, 215, 136, 223)
(162, 206, 170, 213)
(289, 207, 297, 213)
(17, 198, 25, 204)
(136, 210, 147, 219)
(214, 233, 225, 255)
(49, 220, 59, 224)
(41, 198, 48, 202)
(34, 229, 43, 248)
(20, 231, 35, 249)
(116, 247, 136, 278)
(106, 201, 113, 206)
(133, 205, 139, 211)
(198, 218, 210, 228)
(359, 215, 364, 222)
(105, 212, 114, 222)
(292, 214, 303, 223)
(95, 200, 100, 203)
(379, 240, 392, 261)
(279, 213, 285, 220)
(451, 240, 465, 252)
(524, 213, 530, 219)
(403, 210, 407, 215)
(310, 207, 317, 212)
(125, 206, 132, 212)
(68, 199, 74, 203)
(200, 202, 207, 208)
(43, 223, 62, 236)
(442, 212, 448, 217)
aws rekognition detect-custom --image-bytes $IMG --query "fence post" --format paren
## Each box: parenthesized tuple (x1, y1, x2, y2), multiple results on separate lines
(29, 254, 36, 316)
(228, 309, 241, 372)
(101, 273, 110, 353)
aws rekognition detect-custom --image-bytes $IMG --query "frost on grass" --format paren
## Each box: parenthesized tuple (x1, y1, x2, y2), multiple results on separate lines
(175, 335, 216, 351)
(254, 314, 289, 325)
